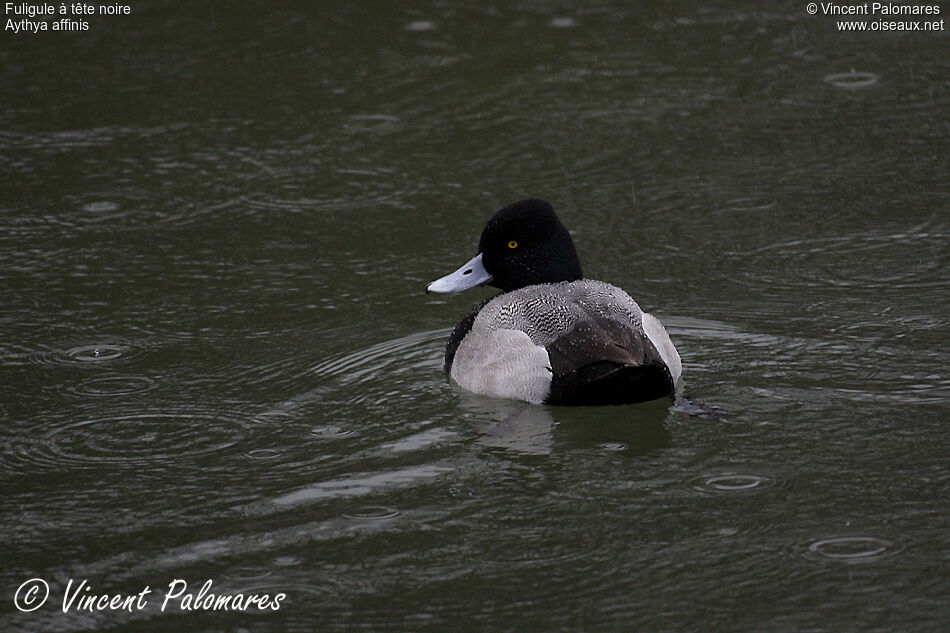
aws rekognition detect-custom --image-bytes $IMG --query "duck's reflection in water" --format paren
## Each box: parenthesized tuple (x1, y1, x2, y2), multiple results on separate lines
(459, 393, 673, 456)
(458, 395, 555, 455)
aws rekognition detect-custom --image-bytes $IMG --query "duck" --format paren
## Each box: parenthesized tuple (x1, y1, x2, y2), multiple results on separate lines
(426, 198, 681, 406)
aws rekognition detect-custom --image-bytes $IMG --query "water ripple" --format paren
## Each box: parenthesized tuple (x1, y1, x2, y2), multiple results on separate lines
(29, 341, 140, 367)
(731, 213, 947, 293)
(63, 375, 158, 398)
(342, 506, 404, 521)
(803, 536, 897, 562)
(4, 409, 250, 474)
(0, 188, 236, 235)
(693, 473, 776, 493)
(308, 424, 356, 439)
(245, 447, 285, 461)
(307, 329, 447, 385)
(824, 71, 880, 89)
(238, 161, 424, 215)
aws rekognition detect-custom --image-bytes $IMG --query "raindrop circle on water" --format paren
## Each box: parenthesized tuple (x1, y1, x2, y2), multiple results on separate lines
(824, 71, 880, 88)
(310, 424, 354, 439)
(9, 411, 251, 473)
(807, 536, 893, 560)
(694, 473, 774, 493)
(60, 189, 209, 231)
(246, 447, 285, 460)
(342, 506, 402, 521)
(31, 341, 142, 367)
(66, 344, 128, 363)
(65, 375, 157, 397)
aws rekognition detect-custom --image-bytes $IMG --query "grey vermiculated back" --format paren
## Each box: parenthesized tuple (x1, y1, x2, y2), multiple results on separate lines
(474, 280, 644, 347)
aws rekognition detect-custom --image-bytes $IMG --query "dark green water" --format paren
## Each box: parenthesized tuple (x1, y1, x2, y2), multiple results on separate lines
(2, 1, 948, 631)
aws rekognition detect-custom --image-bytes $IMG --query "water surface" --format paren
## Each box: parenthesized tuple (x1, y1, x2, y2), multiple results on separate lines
(2, 2, 948, 631)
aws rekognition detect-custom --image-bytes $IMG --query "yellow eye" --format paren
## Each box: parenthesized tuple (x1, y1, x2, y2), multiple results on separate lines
(508, 240, 518, 249)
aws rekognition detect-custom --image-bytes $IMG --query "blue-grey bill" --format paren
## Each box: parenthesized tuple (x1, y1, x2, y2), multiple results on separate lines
(426, 252, 493, 293)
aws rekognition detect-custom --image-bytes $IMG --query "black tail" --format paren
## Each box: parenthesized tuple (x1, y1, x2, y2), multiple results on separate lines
(547, 362, 674, 406)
